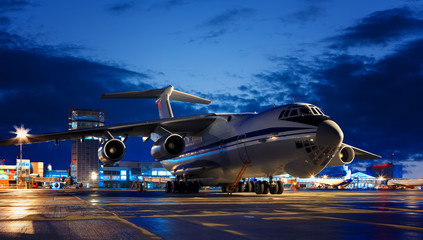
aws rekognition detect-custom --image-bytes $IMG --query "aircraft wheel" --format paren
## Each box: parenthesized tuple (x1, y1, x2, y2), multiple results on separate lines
(186, 181, 194, 193)
(244, 181, 252, 192)
(262, 181, 269, 194)
(250, 181, 256, 192)
(270, 182, 279, 194)
(255, 181, 264, 194)
(178, 181, 187, 193)
(165, 181, 172, 193)
(171, 181, 179, 193)
(277, 181, 284, 194)
(238, 182, 245, 192)
(193, 181, 200, 193)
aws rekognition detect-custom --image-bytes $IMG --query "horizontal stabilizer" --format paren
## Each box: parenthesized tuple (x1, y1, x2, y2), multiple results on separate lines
(102, 85, 211, 119)
(101, 86, 211, 104)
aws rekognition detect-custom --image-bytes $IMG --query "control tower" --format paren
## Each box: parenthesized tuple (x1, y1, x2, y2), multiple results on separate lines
(69, 109, 105, 188)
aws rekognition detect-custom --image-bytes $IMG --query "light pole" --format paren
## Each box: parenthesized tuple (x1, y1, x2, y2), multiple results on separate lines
(12, 125, 30, 189)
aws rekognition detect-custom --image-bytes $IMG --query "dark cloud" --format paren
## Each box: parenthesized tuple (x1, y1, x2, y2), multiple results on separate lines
(106, 1, 136, 14)
(280, 5, 324, 24)
(0, 28, 163, 168)
(0, 0, 31, 13)
(0, 16, 11, 26)
(327, 7, 423, 49)
(202, 8, 255, 27)
(253, 37, 423, 168)
(149, 0, 189, 11)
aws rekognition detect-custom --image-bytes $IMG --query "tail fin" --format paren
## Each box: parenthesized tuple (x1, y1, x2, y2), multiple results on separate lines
(101, 85, 211, 119)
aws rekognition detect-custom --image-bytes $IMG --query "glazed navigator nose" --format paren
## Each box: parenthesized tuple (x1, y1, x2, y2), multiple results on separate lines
(316, 120, 344, 147)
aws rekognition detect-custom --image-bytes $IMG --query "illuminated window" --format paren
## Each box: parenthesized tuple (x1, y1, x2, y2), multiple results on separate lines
(121, 170, 126, 176)
(158, 171, 167, 176)
(152, 171, 158, 176)
(121, 176, 127, 181)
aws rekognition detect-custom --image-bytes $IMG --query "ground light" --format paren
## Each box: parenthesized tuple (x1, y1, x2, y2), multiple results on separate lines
(11, 125, 30, 189)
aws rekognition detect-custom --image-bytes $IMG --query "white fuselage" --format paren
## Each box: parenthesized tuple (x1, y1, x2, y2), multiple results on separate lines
(161, 105, 344, 186)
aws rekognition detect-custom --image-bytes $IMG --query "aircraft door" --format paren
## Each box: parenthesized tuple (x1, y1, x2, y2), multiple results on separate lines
(237, 134, 250, 164)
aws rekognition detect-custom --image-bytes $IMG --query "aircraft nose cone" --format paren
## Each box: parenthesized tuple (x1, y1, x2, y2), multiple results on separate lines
(316, 120, 344, 147)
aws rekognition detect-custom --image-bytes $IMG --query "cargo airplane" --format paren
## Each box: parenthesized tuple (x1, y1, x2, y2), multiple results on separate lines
(0, 86, 381, 194)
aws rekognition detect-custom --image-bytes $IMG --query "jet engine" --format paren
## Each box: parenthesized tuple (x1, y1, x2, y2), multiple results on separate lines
(327, 145, 355, 166)
(98, 139, 126, 165)
(151, 134, 185, 161)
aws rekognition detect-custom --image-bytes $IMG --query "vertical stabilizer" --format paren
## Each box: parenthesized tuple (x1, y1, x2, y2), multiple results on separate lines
(101, 85, 211, 119)
(156, 85, 174, 119)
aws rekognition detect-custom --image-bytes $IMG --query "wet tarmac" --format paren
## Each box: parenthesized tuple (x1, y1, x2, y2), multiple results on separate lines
(0, 189, 422, 239)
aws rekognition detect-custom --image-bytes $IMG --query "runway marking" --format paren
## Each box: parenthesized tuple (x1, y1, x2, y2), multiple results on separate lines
(199, 222, 229, 227)
(223, 229, 246, 236)
(68, 192, 163, 240)
(262, 215, 423, 232)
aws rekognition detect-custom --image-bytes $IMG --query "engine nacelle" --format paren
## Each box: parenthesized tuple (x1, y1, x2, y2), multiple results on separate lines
(98, 139, 126, 165)
(327, 145, 355, 166)
(151, 134, 185, 161)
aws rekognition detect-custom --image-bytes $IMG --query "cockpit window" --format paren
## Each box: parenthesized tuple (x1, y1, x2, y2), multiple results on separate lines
(284, 110, 290, 118)
(289, 109, 299, 117)
(299, 107, 312, 115)
(279, 105, 327, 120)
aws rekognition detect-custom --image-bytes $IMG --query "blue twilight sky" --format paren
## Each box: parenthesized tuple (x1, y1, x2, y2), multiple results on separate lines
(1, 0, 423, 177)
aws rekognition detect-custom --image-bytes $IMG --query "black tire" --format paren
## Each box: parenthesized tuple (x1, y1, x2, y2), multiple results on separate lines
(255, 181, 264, 194)
(165, 181, 172, 193)
(238, 182, 245, 192)
(270, 182, 279, 194)
(171, 181, 179, 193)
(193, 181, 200, 193)
(186, 181, 194, 193)
(244, 181, 252, 192)
(250, 181, 256, 192)
(262, 181, 269, 194)
(178, 181, 187, 193)
(231, 184, 238, 193)
(277, 181, 284, 194)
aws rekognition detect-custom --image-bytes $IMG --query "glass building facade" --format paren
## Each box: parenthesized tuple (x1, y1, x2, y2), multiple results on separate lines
(69, 109, 105, 188)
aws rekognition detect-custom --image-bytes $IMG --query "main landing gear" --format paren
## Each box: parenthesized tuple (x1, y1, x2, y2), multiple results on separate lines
(220, 180, 284, 195)
(165, 180, 200, 194)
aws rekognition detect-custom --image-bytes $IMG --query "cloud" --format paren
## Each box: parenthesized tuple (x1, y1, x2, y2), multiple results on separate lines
(151, 0, 189, 10)
(0, 0, 31, 13)
(106, 1, 136, 14)
(327, 7, 423, 49)
(0, 28, 163, 168)
(202, 8, 255, 27)
(280, 5, 325, 24)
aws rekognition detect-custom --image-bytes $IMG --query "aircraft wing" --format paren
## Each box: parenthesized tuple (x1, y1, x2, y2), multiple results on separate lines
(0, 114, 218, 146)
(343, 144, 381, 159)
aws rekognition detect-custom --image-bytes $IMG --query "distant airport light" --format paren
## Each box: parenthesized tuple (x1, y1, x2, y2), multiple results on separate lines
(91, 172, 98, 180)
(12, 124, 30, 143)
(378, 176, 385, 181)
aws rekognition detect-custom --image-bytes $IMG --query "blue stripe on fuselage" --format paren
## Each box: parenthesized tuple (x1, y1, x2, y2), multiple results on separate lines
(180, 127, 314, 157)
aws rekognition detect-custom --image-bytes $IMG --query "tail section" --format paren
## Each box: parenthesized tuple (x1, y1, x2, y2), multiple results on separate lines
(101, 85, 211, 119)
